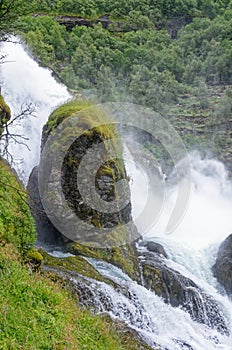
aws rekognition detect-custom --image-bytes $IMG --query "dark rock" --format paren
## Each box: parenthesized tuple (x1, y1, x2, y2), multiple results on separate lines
(140, 251, 229, 335)
(141, 241, 168, 258)
(54, 14, 124, 32)
(212, 234, 232, 295)
(27, 166, 65, 245)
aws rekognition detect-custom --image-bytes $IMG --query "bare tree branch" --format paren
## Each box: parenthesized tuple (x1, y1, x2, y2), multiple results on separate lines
(0, 102, 37, 164)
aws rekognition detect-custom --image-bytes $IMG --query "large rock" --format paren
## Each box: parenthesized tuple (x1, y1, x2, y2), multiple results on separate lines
(140, 251, 229, 335)
(28, 99, 138, 247)
(212, 234, 232, 295)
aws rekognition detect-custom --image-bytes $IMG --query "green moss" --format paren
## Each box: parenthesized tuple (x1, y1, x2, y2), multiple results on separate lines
(26, 248, 43, 271)
(41, 250, 106, 282)
(67, 242, 141, 282)
(143, 264, 163, 295)
(0, 95, 11, 137)
(102, 316, 154, 350)
(0, 158, 36, 252)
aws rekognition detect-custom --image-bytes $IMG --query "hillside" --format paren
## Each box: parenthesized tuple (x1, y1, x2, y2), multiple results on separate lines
(18, 0, 232, 174)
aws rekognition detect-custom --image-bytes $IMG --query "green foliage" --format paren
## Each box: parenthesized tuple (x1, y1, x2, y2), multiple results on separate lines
(0, 248, 125, 350)
(0, 159, 36, 252)
(22, 2, 231, 114)
(0, 0, 34, 38)
(31, 0, 231, 21)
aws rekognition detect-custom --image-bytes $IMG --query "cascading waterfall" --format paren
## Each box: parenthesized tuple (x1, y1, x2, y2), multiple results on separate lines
(125, 149, 232, 348)
(1, 40, 232, 350)
(0, 38, 70, 182)
(70, 258, 232, 350)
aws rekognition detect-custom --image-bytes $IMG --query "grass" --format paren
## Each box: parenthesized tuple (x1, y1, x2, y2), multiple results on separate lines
(0, 158, 36, 252)
(0, 244, 125, 350)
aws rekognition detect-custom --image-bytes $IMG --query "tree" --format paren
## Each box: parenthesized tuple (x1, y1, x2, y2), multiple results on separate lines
(0, 0, 33, 39)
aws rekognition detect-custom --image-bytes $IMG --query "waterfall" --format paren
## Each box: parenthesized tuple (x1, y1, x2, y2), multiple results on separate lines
(69, 258, 232, 350)
(0, 38, 71, 183)
(1, 38, 232, 350)
(126, 150, 232, 248)
(124, 149, 232, 349)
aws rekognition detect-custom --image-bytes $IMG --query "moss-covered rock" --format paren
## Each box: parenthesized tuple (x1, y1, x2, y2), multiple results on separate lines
(30, 98, 139, 247)
(67, 241, 141, 282)
(0, 158, 36, 252)
(102, 316, 155, 350)
(26, 247, 43, 271)
(0, 94, 11, 137)
(41, 250, 106, 282)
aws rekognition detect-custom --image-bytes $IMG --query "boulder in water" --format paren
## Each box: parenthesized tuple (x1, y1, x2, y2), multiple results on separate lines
(141, 240, 168, 258)
(212, 233, 232, 295)
(140, 251, 229, 335)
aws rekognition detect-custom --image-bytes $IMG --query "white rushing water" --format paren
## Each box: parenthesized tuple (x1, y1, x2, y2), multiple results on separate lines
(127, 150, 232, 249)
(1, 38, 232, 350)
(0, 38, 71, 182)
(125, 150, 232, 349)
(74, 258, 232, 350)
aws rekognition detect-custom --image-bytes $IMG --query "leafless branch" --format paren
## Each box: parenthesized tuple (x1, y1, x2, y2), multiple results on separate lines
(0, 102, 37, 164)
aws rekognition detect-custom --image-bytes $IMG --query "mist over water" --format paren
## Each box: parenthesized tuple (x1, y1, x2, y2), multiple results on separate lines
(127, 150, 232, 249)
(0, 38, 70, 182)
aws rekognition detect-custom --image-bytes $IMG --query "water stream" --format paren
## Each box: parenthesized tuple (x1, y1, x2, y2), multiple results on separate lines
(0, 38, 70, 182)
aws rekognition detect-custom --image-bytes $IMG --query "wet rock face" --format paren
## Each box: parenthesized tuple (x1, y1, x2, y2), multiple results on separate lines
(140, 251, 229, 335)
(213, 234, 232, 295)
(27, 166, 64, 245)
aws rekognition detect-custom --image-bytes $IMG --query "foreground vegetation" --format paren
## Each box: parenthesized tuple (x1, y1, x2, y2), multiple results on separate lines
(0, 159, 139, 349)
(0, 244, 126, 349)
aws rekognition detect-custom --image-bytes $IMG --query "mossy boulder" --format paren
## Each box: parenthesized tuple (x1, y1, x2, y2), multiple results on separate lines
(102, 316, 155, 350)
(0, 158, 36, 252)
(40, 249, 106, 282)
(29, 98, 138, 247)
(26, 247, 43, 271)
(0, 94, 11, 137)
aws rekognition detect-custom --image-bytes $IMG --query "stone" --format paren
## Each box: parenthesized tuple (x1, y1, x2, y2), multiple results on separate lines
(212, 234, 232, 295)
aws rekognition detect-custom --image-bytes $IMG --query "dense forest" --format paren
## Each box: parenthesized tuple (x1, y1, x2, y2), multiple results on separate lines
(22, 1, 232, 106)
(13, 0, 231, 171)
